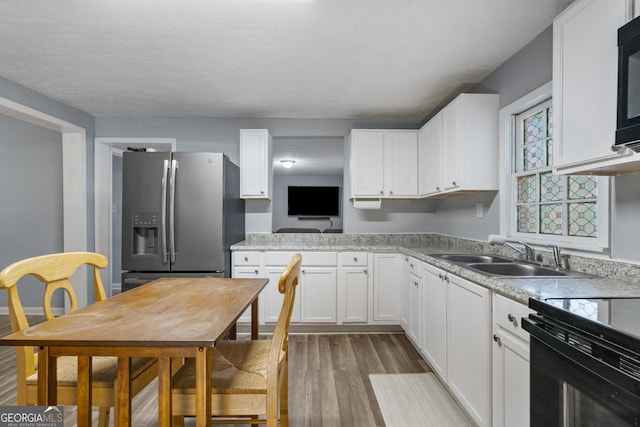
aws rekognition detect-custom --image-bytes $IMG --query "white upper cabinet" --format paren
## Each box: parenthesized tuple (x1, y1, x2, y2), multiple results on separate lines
(418, 93, 499, 197)
(553, 0, 639, 175)
(349, 130, 418, 198)
(239, 129, 272, 199)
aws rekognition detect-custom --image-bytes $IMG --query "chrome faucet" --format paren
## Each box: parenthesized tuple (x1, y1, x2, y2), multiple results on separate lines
(548, 245, 563, 269)
(488, 235, 537, 263)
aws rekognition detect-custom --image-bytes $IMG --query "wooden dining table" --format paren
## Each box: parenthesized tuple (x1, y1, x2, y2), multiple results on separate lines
(0, 276, 268, 427)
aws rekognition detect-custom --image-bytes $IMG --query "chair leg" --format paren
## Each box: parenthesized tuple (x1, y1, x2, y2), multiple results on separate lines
(172, 415, 186, 427)
(280, 360, 289, 427)
(97, 407, 110, 427)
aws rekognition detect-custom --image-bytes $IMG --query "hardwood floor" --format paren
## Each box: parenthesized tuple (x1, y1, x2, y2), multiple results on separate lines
(0, 316, 430, 426)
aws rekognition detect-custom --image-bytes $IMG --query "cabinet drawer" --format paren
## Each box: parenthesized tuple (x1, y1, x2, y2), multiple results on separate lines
(340, 252, 368, 266)
(233, 251, 261, 266)
(494, 294, 533, 342)
(406, 256, 422, 277)
(265, 251, 337, 266)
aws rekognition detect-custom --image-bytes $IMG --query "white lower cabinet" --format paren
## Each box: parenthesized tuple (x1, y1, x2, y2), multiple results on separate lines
(372, 253, 402, 322)
(338, 252, 369, 323)
(447, 274, 491, 427)
(232, 266, 263, 323)
(421, 263, 448, 381)
(492, 294, 532, 427)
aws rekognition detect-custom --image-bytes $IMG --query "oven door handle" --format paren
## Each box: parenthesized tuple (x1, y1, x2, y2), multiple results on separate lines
(523, 315, 640, 397)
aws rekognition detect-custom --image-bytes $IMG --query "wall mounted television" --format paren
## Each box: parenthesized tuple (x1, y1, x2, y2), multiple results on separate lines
(287, 186, 340, 217)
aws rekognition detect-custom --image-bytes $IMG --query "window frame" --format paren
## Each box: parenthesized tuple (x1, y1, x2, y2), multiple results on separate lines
(498, 82, 610, 252)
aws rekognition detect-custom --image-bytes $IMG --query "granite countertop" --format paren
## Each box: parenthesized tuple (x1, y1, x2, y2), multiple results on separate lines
(231, 234, 640, 305)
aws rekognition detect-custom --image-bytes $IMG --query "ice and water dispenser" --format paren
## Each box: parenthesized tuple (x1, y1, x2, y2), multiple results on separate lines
(131, 212, 160, 255)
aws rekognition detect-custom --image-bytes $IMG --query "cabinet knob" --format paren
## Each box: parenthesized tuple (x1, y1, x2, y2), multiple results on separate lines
(380, 190, 384, 195)
(493, 334, 502, 345)
(364, 269, 368, 275)
(254, 269, 259, 274)
(244, 256, 248, 262)
(390, 190, 394, 195)
(507, 314, 517, 325)
(354, 257, 358, 262)
(260, 190, 264, 194)
(452, 181, 457, 186)
(436, 186, 440, 191)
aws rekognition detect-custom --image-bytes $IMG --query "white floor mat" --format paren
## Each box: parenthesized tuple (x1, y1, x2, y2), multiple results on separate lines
(370, 373, 476, 427)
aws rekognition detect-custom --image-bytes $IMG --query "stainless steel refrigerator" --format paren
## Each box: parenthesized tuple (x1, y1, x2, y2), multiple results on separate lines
(121, 152, 244, 291)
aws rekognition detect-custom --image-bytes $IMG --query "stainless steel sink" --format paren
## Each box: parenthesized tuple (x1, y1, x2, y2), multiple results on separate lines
(466, 262, 591, 278)
(430, 254, 514, 263)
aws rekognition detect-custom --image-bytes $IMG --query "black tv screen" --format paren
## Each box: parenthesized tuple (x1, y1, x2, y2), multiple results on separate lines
(287, 186, 340, 216)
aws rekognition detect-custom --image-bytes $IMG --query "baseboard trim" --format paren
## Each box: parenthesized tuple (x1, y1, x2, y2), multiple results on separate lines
(0, 307, 63, 316)
(235, 323, 404, 335)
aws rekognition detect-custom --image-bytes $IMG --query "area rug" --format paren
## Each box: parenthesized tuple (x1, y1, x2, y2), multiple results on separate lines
(370, 373, 475, 427)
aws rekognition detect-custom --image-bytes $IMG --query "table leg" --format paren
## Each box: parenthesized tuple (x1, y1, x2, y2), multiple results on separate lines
(77, 356, 92, 427)
(116, 357, 132, 427)
(251, 298, 259, 340)
(157, 357, 172, 427)
(195, 347, 211, 427)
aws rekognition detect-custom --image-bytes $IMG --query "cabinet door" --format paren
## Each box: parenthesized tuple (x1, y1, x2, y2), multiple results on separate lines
(340, 267, 369, 323)
(418, 114, 443, 196)
(422, 264, 447, 380)
(447, 275, 491, 427)
(442, 100, 461, 191)
(408, 273, 423, 348)
(350, 130, 385, 197)
(493, 328, 530, 427)
(372, 253, 402, 322)
(553, 0, 629, 169)
(300, 267, 337, 323)
(264, 267, 300, 323)
(384, 130, 418, 196)
(232, 266, 263, 323)
(240, 129, 271, 198)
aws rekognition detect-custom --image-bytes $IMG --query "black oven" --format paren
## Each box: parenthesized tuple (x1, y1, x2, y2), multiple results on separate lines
(523, 297, 640, 426)
(616, 14, 640, 150)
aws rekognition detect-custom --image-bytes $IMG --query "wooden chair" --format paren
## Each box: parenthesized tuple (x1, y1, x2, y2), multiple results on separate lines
(171, 253, 302, 427)
(0, 252, 158, 427)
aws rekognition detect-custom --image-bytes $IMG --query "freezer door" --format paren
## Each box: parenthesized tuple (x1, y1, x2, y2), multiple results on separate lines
(171, 152, 225, 271)
(122, 152, 171, 271)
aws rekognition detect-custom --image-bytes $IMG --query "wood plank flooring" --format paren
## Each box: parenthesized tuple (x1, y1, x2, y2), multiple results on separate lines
(0, 316, 430, 426)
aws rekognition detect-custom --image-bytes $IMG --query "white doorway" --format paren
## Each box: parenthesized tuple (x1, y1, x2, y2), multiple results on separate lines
(0, 96, 88, 310)
(94, 138, 176, 294)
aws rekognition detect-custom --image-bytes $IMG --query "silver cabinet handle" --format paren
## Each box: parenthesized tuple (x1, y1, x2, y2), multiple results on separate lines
(244, 256, 249, 262)
(380, 190, 384, 195)
(436, 186, 440, 191)
(254, 269, 259, 274)
(452, 181, 457, 186)
(354, 257, 358, 262)
(508, 314, 517, 325)
(493, 334, 502, 345)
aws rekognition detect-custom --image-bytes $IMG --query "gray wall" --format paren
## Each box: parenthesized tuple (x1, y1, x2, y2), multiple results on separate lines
(0, 118, 64, 308)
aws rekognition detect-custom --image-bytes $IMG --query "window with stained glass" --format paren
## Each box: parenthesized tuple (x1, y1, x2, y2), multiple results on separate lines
(513, 100, 599, 239)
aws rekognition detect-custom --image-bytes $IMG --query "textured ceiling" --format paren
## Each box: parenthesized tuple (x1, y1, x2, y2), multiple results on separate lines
(0, 0, 573, 120)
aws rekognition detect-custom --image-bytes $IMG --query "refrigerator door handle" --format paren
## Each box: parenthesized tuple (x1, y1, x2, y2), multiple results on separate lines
(169, 159, 178, 264)
(161, 160, 169, 264)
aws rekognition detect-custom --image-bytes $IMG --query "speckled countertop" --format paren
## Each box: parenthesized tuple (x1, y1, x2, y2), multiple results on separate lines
(232, 233, 640, 305)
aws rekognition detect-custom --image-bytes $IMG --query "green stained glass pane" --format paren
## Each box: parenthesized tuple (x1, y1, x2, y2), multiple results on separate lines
(517, 175, 537, 203)
(540, 172, 562, 202)
(547, 107, 553, 138)
(568, 175, 597, 200)
(517, 205, 537, 233)
(523, 142, 545, 171)
(568, 203, 597, 238)
(540, 204, 563, 235)
(524, 111, 545, 145)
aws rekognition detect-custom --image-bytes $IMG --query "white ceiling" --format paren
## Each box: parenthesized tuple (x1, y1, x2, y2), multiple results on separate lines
(0, 0, 573, 121)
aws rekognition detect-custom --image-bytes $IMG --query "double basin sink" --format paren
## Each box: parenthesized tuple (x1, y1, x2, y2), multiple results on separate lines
(430, 253, 589, 278)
